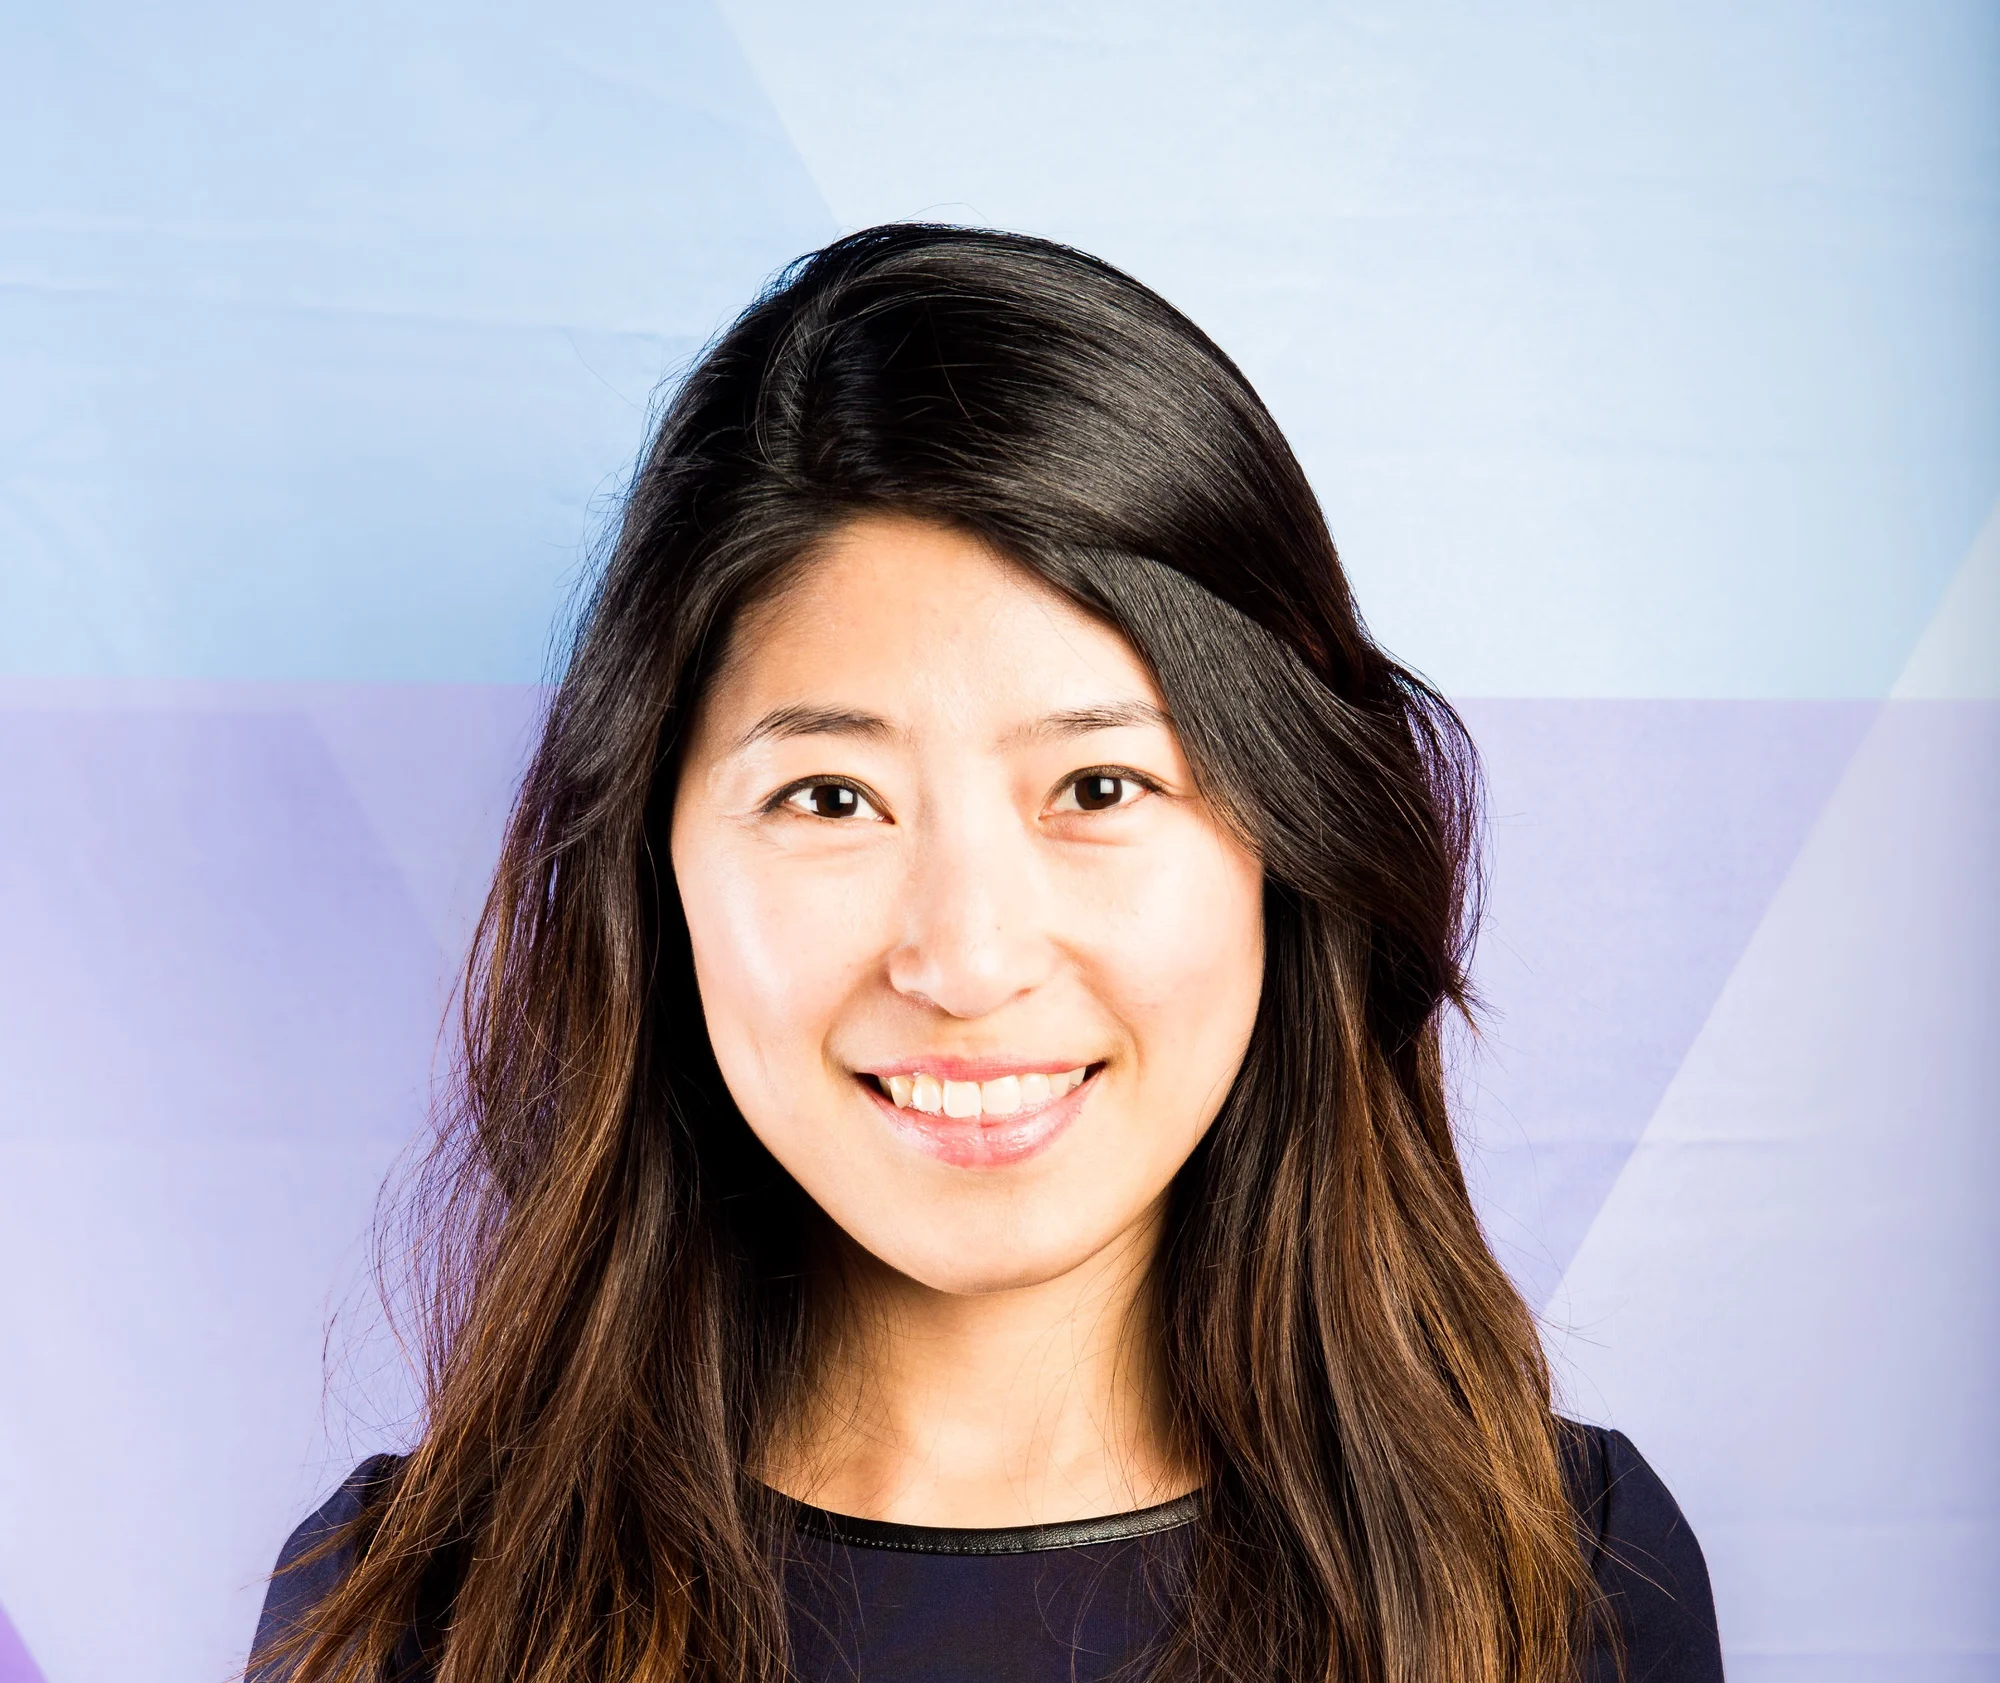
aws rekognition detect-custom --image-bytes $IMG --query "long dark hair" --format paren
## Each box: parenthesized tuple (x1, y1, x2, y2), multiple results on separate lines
(264, 225, 1595, 1682)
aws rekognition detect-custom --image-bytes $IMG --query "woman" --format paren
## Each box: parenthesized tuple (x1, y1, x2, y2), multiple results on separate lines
(251, 225, 1721, 1683)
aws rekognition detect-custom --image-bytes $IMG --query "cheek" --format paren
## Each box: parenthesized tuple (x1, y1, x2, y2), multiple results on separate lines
(1079, 830, 1264, 1077)
(674, 836, 885, 1092)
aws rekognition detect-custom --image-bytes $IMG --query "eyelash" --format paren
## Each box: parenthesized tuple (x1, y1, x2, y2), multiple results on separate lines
(765, 767, 1163, 820)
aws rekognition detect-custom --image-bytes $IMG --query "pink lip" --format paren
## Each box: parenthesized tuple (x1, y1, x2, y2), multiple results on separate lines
(859, 1067, 1099, 1168)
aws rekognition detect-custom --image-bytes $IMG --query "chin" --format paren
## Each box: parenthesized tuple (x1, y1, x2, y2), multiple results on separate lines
(907, 1254, 1082, 1297)
(854, 1207, 1136, 1298)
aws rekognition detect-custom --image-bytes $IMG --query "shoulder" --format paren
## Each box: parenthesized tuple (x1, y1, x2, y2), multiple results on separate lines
(1559, 1421, 1724, 1683)
(248, 1454, 406, 1681)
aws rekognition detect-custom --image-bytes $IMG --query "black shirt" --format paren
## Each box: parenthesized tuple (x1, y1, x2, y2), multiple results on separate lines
(252, 1424, 1722, 1681)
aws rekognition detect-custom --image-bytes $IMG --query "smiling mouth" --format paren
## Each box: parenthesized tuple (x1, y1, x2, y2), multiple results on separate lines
(863, 1065, 1098, 1121)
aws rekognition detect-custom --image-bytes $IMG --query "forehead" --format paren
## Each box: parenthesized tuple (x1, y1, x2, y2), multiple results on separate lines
(706, 515, 1167, 736)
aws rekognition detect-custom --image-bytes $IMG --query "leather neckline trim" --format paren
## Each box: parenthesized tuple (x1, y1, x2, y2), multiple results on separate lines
(776, 1489, 1202, 1555)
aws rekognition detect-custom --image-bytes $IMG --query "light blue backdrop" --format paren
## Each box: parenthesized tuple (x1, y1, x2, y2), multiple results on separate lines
(1, 4, 1994, 1679)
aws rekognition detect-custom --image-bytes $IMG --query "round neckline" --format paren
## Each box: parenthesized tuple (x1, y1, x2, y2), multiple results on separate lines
(772, 1487, 1203, 1555)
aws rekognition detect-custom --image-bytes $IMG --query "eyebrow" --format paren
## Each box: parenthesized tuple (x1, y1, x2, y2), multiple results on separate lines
(733, 697, 1172, 753)
(735, 703, 896, 750)
(1006, 700, 1173, 745)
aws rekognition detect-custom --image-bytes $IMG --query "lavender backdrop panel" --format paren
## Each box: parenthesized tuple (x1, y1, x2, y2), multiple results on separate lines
(1458, 700, 1876, 1306)
(0, 686, 1887, 1677)
(0, 684, 543, 1682)
(1556, 701, 2000, 1679)
(290, 684, 546, 957)
(0, 706, 442, 1145)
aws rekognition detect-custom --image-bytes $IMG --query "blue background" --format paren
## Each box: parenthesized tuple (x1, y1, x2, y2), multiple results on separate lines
(1, 4, 1994, 1678)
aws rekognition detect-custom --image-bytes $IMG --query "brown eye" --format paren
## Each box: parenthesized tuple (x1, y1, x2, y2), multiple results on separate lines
(1071, 773, 1133, 812)
(781, 782, 881, 820)
(1074, 774, 1123, 811)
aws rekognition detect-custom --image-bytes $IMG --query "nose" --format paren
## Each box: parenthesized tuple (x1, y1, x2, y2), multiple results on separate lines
(885, 800, 1055, 1020)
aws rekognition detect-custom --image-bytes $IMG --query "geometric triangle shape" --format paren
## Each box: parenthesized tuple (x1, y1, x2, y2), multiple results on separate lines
(0, 701, 448, 1147)
(299, 682, 546, 957)
(1893, 496, 2000, 700)
(1455, 698, 1876, 1307)
(0, 0, 833, 686)
(0, 1601, 47, 1683)
(1548, 697, 2000, 1672)
(0, 693, 454, 1680)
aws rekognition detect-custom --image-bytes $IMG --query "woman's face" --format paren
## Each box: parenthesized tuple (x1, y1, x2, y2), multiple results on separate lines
(671, 515, 1265, 1295)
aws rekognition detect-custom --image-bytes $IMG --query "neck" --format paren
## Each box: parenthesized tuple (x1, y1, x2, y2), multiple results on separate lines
(763, 1204, 1193, 1528)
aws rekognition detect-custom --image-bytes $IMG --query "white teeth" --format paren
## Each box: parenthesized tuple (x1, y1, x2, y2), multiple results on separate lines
(879, 1067, 1089, 1116)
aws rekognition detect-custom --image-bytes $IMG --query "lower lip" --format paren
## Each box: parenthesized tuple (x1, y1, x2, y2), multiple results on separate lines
(862, 1072, 1097, 1168)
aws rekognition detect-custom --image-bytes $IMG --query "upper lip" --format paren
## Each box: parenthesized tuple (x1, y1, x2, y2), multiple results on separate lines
(857, 1056, 1099, 1083)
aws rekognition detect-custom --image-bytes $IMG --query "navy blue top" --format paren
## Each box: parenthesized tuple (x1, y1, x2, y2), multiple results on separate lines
(252, 1423, 1721, 1681)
